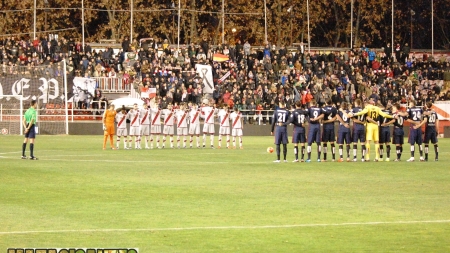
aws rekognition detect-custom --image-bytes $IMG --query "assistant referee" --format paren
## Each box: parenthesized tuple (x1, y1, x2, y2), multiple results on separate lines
(22, 100, 38, 160)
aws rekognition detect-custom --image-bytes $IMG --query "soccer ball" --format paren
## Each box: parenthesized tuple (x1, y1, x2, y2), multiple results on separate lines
(267, 147, 274, 153)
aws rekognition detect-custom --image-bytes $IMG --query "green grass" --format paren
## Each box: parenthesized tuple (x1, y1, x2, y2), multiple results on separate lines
(0, 135, 449, 252)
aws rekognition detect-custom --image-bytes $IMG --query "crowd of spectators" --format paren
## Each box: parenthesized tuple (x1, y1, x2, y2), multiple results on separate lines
(1, 35, 450, 124)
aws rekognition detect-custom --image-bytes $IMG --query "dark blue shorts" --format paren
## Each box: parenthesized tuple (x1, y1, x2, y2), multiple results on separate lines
(352, 125, 366, 143)
(292, 130, 306, 144)
(25, 124, 36, 139)
(322, 127, 335, 142)
(307, 125, 321, 145)
(274, 126, 288, 145)
(408, 127, 423, 145)
(423, 130, 438, 144)
(337, 126, 351, 144)
(379, 127, 391, 143)
(392, 128, 404, 145)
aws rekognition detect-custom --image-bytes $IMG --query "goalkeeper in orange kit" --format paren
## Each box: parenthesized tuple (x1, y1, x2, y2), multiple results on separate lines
(102, 104, 117, 150)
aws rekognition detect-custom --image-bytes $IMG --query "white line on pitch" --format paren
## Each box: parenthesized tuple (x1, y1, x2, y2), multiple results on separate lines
(1, 220, 449, 235)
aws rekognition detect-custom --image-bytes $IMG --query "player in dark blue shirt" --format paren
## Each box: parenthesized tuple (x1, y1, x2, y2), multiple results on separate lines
(389, 103, 407, 161)
(288, 101, 308, 162)
(378, 105, 393, 161)
(321, 99, 338, 162)
(415, 102, 439, 161)
(305, 100, 324, 162)
(406, 101, 424, 162)
(271, 101, 290, 163)
(336, 102, 352, 162)
(351, 99, 367, 162)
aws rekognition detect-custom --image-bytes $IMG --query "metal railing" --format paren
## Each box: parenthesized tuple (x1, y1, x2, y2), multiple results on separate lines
(93, 77, 130, 92)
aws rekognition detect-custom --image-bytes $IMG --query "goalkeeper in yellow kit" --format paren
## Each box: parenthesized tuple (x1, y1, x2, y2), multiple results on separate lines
(348, 99, 394, 161)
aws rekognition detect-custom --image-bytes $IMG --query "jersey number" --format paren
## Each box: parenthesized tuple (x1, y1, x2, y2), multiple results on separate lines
(428, 114, 436, 123)
(412, 111, 422, 121)
(278, 113, 286, 122)
(298, 114, 305, 124)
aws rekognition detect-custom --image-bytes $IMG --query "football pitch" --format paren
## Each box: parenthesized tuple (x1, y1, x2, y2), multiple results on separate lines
(0, 135, 449, 252)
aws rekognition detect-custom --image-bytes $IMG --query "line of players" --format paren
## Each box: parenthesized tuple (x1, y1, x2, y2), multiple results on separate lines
(114, 100, 244, 150)
(271, 98, 439, 163)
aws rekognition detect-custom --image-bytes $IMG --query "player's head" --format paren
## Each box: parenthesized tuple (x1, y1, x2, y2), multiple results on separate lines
(30, 100, 37, 108)
(310, 99, 317, 106)
(180, 103, 185, 110)
(392, 103, 401, 112)
(168, 103, 173, 110)
(234, 106, 239, 112)
(133, 103, 138, 110)
(409, 100, 416, 107)
(109, 104, 115, 110)
(143, 103, 148, 108)
(278, 100, 286, 108)
(354, 98, 361, 107)
(368, 98, 375, 105)
(326, 98, 333, 105)
(340, 102, 348, 110)
(223, 104, 229, 109)
(295, 101, 302, 108)
(426, 102, 433, 110)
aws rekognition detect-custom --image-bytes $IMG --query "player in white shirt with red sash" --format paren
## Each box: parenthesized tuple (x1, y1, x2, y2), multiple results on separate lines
(230, 107, 244, 149)
(217, 104, 231, 149)
(150, 101, 162, 149)
(115, 106, 129, 149)
(175, 103, 189, 148)
(201, 101, 217, 148)
(127, 103, 141, 149)
(139, 103, 151, 149)
(188, 103, 201, 148)
(162, 104, 175, 148)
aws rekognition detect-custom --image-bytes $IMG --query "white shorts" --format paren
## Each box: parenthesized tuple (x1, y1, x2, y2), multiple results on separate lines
(117, 128, 128, 137)
(177, 127, 188, 136)
(189, 124, 200, 135)
(163, 125, 174, 135)
(203, 123, 215, 134)
(140, 125, 150, 136)
(151, 125, 161, 134)
(232, 129, 243, 137)
(130, 126, 140, 136)
(219, 126, 230, 135)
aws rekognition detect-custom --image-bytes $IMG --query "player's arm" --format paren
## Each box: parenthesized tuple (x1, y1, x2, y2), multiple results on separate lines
(270, 111, 277, 134)
(435, 116, 440, 136)
(336, 114, 349, 128)
(311, 112, 324, 122)
(323, 114, 337, 124)
(384, 118, 396, 126)
(377, 108, 393, 119)
(350, 107, 368, 117)
(413, 117, 427, 129)
(102, 110, 107, 130)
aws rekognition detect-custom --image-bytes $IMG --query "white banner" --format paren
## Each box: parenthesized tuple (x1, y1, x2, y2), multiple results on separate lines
(195, 64, 214, 94)
(70, 77, 97, 102)
(431, 103, 450, 120)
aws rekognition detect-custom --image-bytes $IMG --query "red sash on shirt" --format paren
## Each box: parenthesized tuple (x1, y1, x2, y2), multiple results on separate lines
(178, 112, 187, 128)
(205, 108, 215, 123)
(152, 110, 160, 125)
(221, 112, 229, 126)
(232, 114, 241, 128)
(131, 111, 139, 125)
(165, 111, 173, 125)
(192, 110, 200, 123)
(141, 110, 149, 124)
(118, 115, 126, 127)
